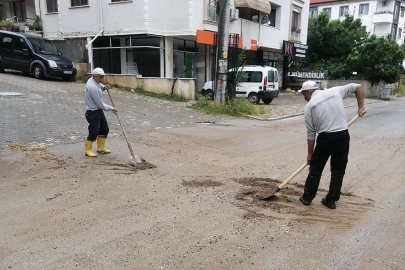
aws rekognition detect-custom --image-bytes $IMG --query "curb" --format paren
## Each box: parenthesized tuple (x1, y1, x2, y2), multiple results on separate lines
(247, 100, 381, 121)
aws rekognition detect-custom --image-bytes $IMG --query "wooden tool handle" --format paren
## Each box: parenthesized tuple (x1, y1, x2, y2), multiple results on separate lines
(279, 162, 308, 189)
(348, 114, 360, 127)
(106, 88, 136, 160)
(278, 114, 361, 190)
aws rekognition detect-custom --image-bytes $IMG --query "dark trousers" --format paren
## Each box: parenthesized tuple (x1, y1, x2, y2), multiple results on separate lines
(303, 130, 350, 203)
(85, 109, 109, 142)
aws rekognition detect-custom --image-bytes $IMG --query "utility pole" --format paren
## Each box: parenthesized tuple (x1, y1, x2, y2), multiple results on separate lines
(215, 0, 230, 104)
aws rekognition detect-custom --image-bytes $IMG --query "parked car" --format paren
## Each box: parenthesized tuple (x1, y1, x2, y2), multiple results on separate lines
(0, 31, 77, 81)
(201, 65, 280, 104)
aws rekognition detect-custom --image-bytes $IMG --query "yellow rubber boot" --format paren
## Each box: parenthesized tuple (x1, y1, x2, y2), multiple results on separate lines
(85, 140, 97, 157)
(97, 137, 111, 154)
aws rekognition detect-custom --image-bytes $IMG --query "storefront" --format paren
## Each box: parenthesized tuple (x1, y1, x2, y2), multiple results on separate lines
(91, 35, 208, 90)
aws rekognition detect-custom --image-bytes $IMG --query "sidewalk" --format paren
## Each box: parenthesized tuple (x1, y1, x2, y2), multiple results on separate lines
(249, 93, 381, 121)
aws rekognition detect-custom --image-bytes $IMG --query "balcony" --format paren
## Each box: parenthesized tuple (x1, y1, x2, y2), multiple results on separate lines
(372, 11, 394, 24)
(290, 27, 301, 42)
(205, 0, 219, 23)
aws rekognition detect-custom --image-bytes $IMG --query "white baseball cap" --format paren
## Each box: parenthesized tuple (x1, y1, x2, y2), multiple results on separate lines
(298, 81, 319, 92)
(92, 67, 106, 76)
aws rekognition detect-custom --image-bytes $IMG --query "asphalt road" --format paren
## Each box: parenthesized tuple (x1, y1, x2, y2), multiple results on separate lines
(258, 98, 405, 270)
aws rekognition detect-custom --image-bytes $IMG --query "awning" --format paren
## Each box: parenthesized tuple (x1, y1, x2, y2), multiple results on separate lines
(235, 0, 271, 14)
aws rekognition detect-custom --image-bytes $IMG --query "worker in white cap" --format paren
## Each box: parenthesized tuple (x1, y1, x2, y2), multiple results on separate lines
(84, 68, 118, 157)
(298, 81, 366, 209)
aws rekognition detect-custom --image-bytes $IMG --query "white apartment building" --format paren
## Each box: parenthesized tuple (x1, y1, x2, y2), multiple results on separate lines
(310, 0, 405, 44)
(0, 0, 310, 89)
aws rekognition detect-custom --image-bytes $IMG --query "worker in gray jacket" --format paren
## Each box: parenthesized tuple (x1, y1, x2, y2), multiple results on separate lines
(298, 81, 366, 209)
(84, 68, 117, 157)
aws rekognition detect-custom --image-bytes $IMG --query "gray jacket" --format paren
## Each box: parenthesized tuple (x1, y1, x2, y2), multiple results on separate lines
(85, 78, 113, 111)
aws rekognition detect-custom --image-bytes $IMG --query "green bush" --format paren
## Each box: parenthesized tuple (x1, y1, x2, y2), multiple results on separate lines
(192, 98, 268, 117)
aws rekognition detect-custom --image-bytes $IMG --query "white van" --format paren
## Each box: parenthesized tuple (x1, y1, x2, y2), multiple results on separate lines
(201, 65, 279, 104)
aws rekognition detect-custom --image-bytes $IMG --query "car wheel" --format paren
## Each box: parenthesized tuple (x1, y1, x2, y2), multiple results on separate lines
(34, 65, 44, 79)
(263, 98, 273, 105)
(248, 93, 260, 104)
(0, 62, 4, 73)
(206, 90, 214, 100)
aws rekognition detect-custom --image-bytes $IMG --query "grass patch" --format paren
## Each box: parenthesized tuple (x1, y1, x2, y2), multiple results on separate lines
(393, 85, 405, 96)
(192, 98, 269, 117)
(119, 86, 187, 102)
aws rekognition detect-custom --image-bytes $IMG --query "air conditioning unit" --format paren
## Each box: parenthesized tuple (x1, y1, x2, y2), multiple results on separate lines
(382, 1, 387, 6)
(230, 8, 239, 21)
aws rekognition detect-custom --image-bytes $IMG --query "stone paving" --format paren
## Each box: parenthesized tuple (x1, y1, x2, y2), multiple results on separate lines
(0, 71, 381, 147)
(0, 72, 217, 148)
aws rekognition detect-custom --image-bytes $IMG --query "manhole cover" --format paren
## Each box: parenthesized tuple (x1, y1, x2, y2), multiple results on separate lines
(0, 92, 22, 97)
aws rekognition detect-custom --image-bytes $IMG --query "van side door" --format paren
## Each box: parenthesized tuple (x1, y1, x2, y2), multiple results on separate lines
(267, 70, 276, 90)
(13, 36, 31, 72)
(0, 34, 15, 69)
(236, 71, 263, 97)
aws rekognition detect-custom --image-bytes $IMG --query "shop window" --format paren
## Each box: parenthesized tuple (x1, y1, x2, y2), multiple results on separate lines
(47, 0, 58, 13)
(127, 48, 160, 77)
(71, 0, 88, 6)
(238, 7, 259, 22)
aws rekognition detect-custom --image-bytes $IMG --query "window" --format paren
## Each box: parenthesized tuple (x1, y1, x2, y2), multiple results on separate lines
(14, 37, 28, 51)
(268, 71, 275, 83)
(323, 8, 331, 17)
(2, 36, 12, 50)
(362, 26, 367, 32)
(13, 1, 26, 21)
(269, 8, 276, 27)
(47, 0, 58, 13)
(359, 4, 369, 15)
(237, 7, 259, 22)
(309, 7, 318, 18)
(399, 28, 402, 40)
(240, 71, 263, 83)
(392, 24, 398, 40)
(394, 3, 400, 20)
(71, 0, 88, 6)
(339, 5, 349, 17)
(111, 0, 130, 2)
(0, 4, 3, 21)
(401, 8, 405, 18)
(28, 38, 60, 56)
(291, 11, 300, 29)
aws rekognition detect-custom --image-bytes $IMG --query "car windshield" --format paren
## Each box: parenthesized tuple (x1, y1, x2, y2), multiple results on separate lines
(28, 38, 60, 56)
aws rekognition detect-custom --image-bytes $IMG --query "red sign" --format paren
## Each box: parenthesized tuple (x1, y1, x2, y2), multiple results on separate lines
(251, 40, 257, 51)
(196, 30, 215, 45)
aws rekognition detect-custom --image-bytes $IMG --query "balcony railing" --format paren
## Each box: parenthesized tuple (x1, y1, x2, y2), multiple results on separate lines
(206, 0, 219, 22)
(290, 27, 301, 42)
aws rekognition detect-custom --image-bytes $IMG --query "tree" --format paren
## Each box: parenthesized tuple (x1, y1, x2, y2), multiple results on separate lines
(299, 12, 367, 79)
(348, 35, 405, 85)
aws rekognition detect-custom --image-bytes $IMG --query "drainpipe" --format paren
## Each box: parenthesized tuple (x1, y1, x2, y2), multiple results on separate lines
(99, 0, 104, 32)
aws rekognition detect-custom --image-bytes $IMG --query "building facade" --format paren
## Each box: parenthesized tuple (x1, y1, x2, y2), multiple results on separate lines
(0, 0, 310, 89)
(310, 0, 405, 44)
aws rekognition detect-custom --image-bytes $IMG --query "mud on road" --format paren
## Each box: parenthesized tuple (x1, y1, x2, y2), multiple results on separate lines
(1, 98, 405, 269)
